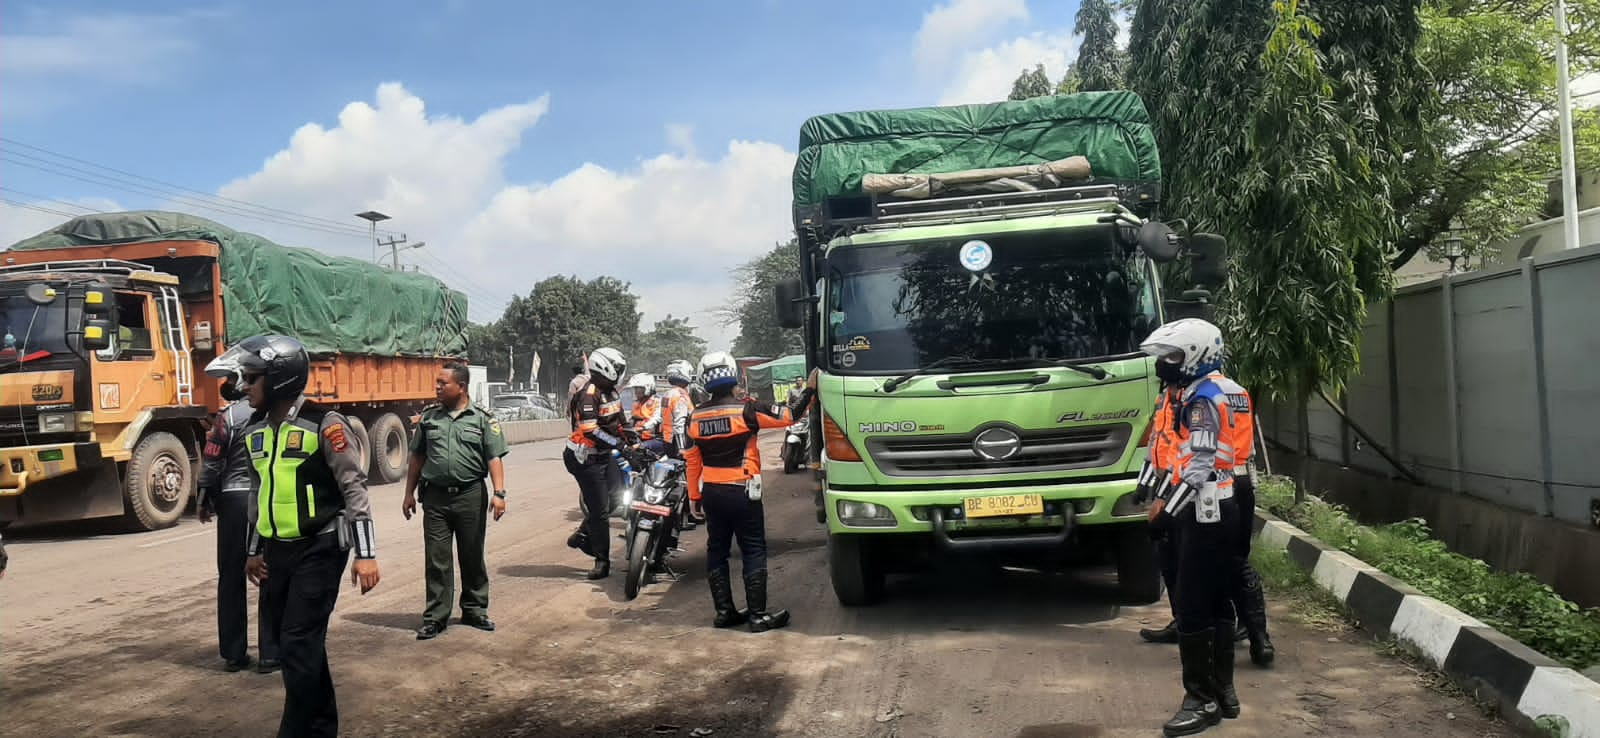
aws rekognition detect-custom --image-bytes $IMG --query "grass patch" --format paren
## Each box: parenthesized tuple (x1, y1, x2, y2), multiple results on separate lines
(1256, 475, 1600, 671)
(1250, 544, 1348, 632)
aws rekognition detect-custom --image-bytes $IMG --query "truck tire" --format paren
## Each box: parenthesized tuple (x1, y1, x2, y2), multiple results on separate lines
(828, 533, 885, 607)
(345, 415, 372, 475)
(1115, 523, 1164, 605)
(368, 412, 409, 485)
(125, 431, 192, 531)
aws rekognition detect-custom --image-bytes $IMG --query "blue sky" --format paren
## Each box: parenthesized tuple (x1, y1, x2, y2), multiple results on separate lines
(1, 0, 1098, 350)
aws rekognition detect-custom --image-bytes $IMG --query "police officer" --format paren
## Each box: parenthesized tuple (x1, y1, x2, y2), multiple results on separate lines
(1212, 370, 1275, 667)
(684, 352, 814, 632)
(565, 347, 628, 580)
(198, 354, 279, 674)
(403, 360, 509, 640)
(661, 360, 700, 531)
(1139, 319, 1241, 736)
(230, 334, 380, 738)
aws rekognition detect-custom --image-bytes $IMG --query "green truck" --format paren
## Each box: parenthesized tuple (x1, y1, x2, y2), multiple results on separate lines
(773, 90, 1227, 605)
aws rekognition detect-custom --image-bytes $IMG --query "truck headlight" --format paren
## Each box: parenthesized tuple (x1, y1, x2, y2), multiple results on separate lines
(38, 413, 73, 433)
(837, 500, 897, 527)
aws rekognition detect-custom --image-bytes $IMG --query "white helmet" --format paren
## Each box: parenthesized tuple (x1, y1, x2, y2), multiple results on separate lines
(664, 359, 694, 386)
(1139, 318, 1225, 379)
(626, 372, 655, 392)
(697, 351, 740, 391)
(587, 347, 627, 384)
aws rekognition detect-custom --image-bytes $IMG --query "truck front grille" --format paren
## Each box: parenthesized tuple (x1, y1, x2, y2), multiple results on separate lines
(865, 424, 1132, 478)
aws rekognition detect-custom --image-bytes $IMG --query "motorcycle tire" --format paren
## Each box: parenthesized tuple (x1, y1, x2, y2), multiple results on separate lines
(783, 444, 801, 474)
(624, 526, 655, 600)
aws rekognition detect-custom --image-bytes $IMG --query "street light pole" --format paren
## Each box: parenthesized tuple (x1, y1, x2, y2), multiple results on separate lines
(1556, 0, 1581, 250)
(355, 211, 391, 262)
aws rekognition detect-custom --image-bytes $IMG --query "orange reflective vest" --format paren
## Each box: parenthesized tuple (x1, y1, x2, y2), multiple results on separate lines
(684, 398, 796, 500)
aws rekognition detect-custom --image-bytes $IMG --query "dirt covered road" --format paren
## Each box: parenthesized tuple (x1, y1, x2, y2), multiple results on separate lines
(0, 435, 1507, 737)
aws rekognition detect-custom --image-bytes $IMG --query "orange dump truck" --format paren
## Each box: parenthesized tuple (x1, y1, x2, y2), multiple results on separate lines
(0, 211, 467, 530)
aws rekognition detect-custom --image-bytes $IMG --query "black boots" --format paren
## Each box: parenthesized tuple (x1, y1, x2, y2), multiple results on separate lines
(1238, 568, 1276, 667)
(587, 558, 610, 580)
(1164, 629, 1223, 737)
(1141, 619, 1179, 644)
(744, 569, 791, 633)
(708, 567, 748, 628)
(1214, 626, 1239, 719)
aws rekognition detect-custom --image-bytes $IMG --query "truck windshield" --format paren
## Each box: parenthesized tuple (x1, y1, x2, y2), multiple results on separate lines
(0, 290, 78, 372)
(825, 230, 1158, 373)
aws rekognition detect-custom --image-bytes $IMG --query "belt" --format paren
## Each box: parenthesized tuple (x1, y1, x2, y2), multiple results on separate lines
(425, 480, 484, 495)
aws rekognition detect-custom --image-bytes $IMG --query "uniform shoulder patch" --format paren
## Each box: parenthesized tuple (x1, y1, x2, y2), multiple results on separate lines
(323, 422, 350, 453)
(1187, 403, 1207, 427)
(489, 420, 503, 435)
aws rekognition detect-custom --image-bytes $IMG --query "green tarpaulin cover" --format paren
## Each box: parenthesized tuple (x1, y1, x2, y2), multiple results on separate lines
(750, 354, 806, 383)
(6, 211, 468, 357)
(792, 90, 1162, 213)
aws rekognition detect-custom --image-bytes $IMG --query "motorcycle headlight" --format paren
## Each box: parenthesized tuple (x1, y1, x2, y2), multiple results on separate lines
(644, 487, 665, 504)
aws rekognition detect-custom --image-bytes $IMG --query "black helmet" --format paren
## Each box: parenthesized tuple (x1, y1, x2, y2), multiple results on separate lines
(209, 335, 309, 403)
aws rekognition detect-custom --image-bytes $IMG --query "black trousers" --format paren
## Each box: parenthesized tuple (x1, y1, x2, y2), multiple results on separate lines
(262, 534, 350, 738)
(701, 482, 767, 574)
(216, 490, 277, 663)
(1173, 496, 1239, 635)
(564, 448, 612, 562)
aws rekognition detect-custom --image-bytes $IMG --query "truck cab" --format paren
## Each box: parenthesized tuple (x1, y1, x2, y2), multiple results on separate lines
(779, 163, 1226, 607)
(0, 259, 203, 531)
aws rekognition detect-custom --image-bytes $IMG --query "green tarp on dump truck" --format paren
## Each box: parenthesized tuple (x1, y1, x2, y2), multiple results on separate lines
(791, 90, 1162, 214)
(6, 211, 468, 357)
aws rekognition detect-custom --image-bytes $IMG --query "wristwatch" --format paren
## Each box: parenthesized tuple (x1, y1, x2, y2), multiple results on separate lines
(493, 490, 507, 500)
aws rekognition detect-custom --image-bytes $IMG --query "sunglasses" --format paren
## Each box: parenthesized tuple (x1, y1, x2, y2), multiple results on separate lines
(238, 373, 265, 386)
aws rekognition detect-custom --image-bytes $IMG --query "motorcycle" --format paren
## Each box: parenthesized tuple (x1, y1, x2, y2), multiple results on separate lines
(612, 446, 691, 600)
(782, 419, 809, 474)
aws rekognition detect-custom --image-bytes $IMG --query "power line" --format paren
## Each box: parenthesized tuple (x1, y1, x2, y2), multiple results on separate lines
(1, 137, 405, 239)
(0, 187, 106, 214)
(1, 137, 517, 319)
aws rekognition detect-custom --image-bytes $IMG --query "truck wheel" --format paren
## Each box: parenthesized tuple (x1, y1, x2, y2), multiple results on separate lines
(1115, 523, 1164, 605)
(125, 432, 191, 531)
(345, 415, 372, 474)
(368, 412, 409, 484)
(828, 533, 885, 606)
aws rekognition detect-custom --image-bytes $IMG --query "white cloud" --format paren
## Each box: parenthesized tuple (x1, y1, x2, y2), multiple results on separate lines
(913, 0, 1030, 73)
(204, 83, 791, 353)
(0, 10, 213, 116)
(936, 32, 1079, 106)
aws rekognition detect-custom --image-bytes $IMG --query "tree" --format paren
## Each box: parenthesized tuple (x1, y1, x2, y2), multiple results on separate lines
(719, 240, 804, 357)
(463, 322, 512, 381)
(1074, 0, 1124, 92)
(1009, 64, 1054, 100)
(1389, 0, 1600, 269)
(631, 315, 707, 375)
(499, 275, 641, 392)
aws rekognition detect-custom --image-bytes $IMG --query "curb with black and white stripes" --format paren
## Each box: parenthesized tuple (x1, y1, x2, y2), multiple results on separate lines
(1252, 509, 1600, 737)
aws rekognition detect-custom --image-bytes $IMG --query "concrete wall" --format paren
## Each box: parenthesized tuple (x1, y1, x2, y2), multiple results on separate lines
(1258, 242, 1600, 606)
(496, 419, 572, 445)
(1261, 241, 1600, 529)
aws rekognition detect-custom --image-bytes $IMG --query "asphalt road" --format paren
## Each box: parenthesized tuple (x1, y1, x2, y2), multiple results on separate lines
(0, 435, 1508, 737)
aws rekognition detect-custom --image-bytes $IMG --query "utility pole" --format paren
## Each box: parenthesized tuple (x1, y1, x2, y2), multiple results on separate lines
(1556, 0, 1581, 250)
(376, 234, 407, 270)
(508, 345, 516, 385)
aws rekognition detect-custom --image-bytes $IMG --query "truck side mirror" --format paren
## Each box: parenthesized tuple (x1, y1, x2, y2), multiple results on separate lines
(82, 319, 114, 352)
(82, 284, 113, 316)
(1137, 221, 1182, 263)
(774, 278, 806, 330)
(1189, 233, 1228, 287)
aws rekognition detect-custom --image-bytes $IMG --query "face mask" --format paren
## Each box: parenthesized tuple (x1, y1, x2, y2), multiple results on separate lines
(220, 381, 244, 401)
(1155, 360, 1187, 385)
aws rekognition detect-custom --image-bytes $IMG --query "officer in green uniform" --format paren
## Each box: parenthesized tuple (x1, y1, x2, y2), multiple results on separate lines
(231, 334, 381, 738)
(402, 361, 509, 640)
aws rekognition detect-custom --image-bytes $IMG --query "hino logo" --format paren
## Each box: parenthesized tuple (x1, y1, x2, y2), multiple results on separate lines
(859, 421, 917, 434)
(973, 427, 1022, 461)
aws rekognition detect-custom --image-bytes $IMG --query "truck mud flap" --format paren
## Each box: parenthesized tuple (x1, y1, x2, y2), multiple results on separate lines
(928, 507, 1073, 553)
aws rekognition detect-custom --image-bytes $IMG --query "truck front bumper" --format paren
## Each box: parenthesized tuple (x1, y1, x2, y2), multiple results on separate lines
(823, 475, 1149, 536)
(0, 442, 103, 496)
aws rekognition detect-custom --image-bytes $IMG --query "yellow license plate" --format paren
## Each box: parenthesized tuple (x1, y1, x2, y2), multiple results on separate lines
(963, 494, 1044, 518)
